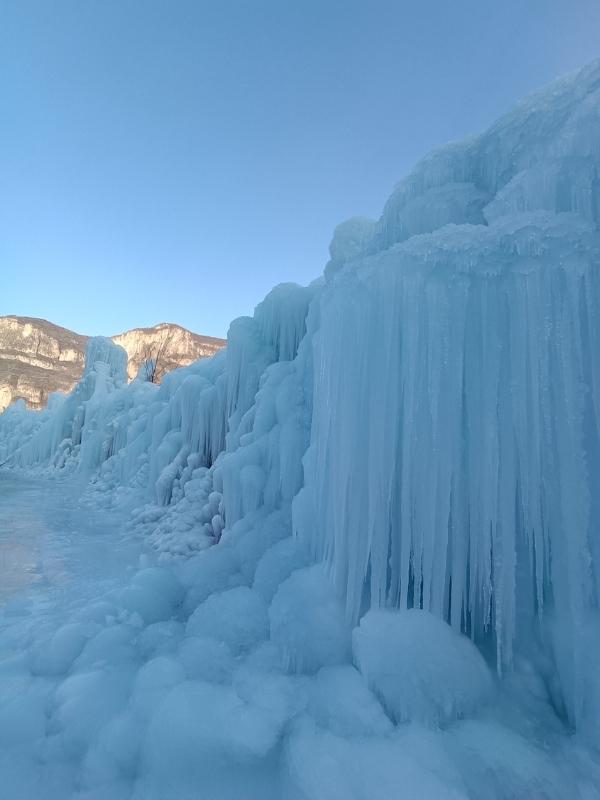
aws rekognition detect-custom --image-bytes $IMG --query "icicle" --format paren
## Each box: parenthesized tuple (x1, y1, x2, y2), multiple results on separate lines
(297, 212, 600, 725)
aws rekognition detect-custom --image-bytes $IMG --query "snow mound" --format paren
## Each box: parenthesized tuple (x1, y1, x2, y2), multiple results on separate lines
(353, 609, 493, 726)
(186, 586, 270, 655)
(270, 565, 352, 674)
(285, 718, 468, 800)
(307, 664, 393, 738)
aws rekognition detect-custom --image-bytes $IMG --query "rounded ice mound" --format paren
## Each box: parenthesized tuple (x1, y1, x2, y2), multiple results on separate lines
(118, 567, 184, 626)
(132, 568, 185, 608)
(269, 565, 352, 674)
(179, 547, 243, 617)
(253, 536, 310, 603)
(285, 717, 468, 800)
(129, 656, 186, 722)
(324, 216, 377, 281)
(178, 636, 235, 682)
(136, 620, 184, 659)
(28, 622, 100, 676)
(134, 680, 282, 800)
(353, 609, 493, 726)
(185, 586, 270, 655)
(308, 665, 393, 738)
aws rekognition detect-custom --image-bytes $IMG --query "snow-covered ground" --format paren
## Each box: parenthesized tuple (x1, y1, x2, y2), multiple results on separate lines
(2, 58, 600, 798)
(1, 471, 598, 799)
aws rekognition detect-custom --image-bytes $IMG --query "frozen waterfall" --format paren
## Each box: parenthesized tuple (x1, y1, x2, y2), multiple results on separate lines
(296, 213, 600, 738)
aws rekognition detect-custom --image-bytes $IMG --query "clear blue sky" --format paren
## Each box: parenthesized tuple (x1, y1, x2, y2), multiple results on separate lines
(2, 1, 599, 339)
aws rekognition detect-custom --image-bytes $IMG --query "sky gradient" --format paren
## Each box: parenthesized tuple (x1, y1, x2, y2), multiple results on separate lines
(2, 0, 600, 339)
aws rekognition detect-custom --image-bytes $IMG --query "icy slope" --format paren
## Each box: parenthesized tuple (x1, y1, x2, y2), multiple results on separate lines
(1, 57, 600, 796)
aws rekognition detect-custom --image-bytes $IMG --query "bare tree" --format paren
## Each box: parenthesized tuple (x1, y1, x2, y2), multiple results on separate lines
(140, 329, 176, 384)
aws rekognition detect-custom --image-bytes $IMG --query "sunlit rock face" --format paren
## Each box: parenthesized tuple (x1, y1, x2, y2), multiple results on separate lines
(0, 316, 226, 412)
(0, 316, 87, 412)
(111, 323, 226, 383)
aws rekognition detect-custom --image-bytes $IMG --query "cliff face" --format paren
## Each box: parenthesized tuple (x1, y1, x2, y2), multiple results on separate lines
(0, 317, 88, 412)
(0, 316, 226, 412)
(111, 323, 224, 383)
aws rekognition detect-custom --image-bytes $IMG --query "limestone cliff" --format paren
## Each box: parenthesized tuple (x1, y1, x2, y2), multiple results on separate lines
(0, 316, 226, 412)
(111, 323, 224, 383)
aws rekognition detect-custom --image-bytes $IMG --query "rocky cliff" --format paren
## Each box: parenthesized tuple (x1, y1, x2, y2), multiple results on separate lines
(0, 316, 226, 412)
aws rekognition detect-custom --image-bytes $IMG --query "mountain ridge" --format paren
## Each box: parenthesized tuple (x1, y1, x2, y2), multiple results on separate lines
(0, 315, 226, 412)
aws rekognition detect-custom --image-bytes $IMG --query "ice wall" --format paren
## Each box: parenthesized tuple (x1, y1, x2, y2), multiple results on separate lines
(296, 212, 600, 729)
(293, 59, 600, 736)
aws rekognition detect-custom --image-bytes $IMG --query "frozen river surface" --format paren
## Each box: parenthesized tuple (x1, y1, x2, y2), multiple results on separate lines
(0, 473, 147, 800)
(0, 473, 142, 617)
